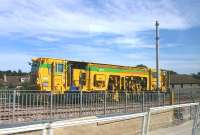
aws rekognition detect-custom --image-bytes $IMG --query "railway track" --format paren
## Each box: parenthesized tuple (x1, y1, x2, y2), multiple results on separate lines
(0, 101, 172, 125)
(1, 90, 199, 125)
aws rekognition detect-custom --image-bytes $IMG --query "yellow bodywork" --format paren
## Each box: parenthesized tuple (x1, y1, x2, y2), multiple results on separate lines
(31, 57, 170, 94)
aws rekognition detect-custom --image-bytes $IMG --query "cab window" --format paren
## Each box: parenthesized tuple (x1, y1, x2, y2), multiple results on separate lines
(80, 73, 86, 86)
(31, 62, 39, 73)
(56, 64, 64, 72)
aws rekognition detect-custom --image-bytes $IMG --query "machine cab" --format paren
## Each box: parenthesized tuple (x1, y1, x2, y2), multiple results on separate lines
(31, 58, 67, 93)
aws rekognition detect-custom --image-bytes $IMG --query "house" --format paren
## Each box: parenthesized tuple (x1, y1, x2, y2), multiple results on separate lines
(1, 75, 30, 88)
(5, 76, 21, 86)
(20, 76, 30, 83)
(0, 79, 4, 87)
(170, 74, 200, 89)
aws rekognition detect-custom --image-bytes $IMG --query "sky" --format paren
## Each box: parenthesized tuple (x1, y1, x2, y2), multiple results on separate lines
(0, 0, 200, 74)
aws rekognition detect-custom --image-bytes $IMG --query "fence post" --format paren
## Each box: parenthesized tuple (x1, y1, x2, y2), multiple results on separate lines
(80, 90, 83, 116)
(142, 112, 147, 135)
(50, 92, 53, 120)
(42, 128, 47, 135)
(170, 90, 174, 105)
(192, 103, 200, 135)
(104, 91, 107, 116)
(125, 92, 127, 113)
(158, 91, 160, 106)
(163, 93, 165, 106)
(142, 92, 144, 112)
(12, 90, 16, 121)
(178, 88, 180, 104)
(142, 109, 151, 135)
(43, 123, 54, 135)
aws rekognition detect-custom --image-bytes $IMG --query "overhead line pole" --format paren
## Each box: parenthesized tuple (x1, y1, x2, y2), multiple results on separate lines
(155, 21, 160, 90)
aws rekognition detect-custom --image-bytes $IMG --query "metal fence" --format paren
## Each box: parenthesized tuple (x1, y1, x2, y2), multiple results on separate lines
(0, 103, 199, 135)
(173, 88, 200, 104)
(147, 103, 200, 135)
(1, 88, 200, 126)
(0, 90, 171, 125)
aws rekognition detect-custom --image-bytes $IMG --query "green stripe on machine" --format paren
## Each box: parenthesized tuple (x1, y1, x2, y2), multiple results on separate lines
(87, 66, 147, 73)
(40, 63, 51, 68)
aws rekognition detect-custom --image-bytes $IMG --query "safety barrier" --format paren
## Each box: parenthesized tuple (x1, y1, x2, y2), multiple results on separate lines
(0, 90, 171, 125)
(0, 102, 199, 135)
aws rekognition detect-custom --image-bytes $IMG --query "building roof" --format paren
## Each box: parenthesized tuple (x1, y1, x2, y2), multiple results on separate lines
(170, 74, 200, 84)
(5, 76, 21, 86)
(0, 79, 4, 84)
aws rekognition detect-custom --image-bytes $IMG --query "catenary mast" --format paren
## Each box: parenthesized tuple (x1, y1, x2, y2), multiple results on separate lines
(155, 20, 160, 90)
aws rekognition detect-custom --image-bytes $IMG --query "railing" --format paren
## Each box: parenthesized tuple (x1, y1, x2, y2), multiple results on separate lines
(0, 90, 171, 125)
(1, 88, 200, 126)
(173, 88, 200, 104)
(146, 102, 200, 135)
(0, 103, 199, 135)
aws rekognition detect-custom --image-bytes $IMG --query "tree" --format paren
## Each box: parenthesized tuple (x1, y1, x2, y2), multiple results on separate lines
(13, 71, 17, 75)
(0, 70, 29, 77)
(0, 71, 3, 79)
(18, 69, 22, 76)
(168, 70, 177, 75)
(136, 64, 148, 68)
(198, 72, 200, 76)
(192, 72, 200, 80)
(20, 82, 31, 90)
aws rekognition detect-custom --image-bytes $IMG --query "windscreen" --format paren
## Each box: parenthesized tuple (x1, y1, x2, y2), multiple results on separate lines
(31, 61, 40, 73)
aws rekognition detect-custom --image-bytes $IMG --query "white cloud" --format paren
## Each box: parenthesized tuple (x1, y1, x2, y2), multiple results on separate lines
(37, 47, 57, 51)
(61, 44, 112, 62)
(0, 0, 195, 37)
(92, 36, 181, 49)
(0, 0, 199, 73)
(35, 36, 60, 42)
(91, 36, 152, 48)
(108, 36, 155, 48)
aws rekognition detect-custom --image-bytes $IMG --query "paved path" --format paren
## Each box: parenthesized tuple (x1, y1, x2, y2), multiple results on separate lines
(150, 120, 196, 135)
